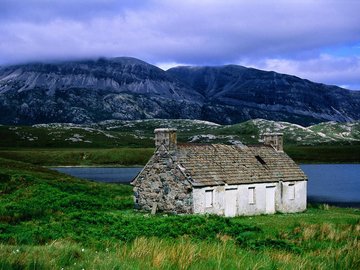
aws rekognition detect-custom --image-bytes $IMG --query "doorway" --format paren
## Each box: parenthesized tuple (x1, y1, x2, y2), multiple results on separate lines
(265, 186, 276, 214)
(225, 188, 237, 217)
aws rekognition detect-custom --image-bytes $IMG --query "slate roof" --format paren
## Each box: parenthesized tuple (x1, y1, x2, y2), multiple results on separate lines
(176, 143, 307, 187)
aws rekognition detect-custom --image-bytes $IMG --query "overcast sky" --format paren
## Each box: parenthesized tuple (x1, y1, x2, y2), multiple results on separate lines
(1, 0, 360, 89)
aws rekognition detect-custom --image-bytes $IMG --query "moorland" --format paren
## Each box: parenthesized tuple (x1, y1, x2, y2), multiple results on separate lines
(0, 118, 359, 269)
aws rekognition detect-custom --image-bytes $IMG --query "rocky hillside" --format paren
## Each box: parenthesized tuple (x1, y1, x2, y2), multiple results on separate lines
(0, 119, 359, 148)
(168, 65, 360, 125)
(1, 57, 359, 125)
(0, 57, 203, 124)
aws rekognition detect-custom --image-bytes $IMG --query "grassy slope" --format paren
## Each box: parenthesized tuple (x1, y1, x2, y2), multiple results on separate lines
(0, 158, 359, 269)
(0, 119, 360, 165)
(0, 125, 153, 148)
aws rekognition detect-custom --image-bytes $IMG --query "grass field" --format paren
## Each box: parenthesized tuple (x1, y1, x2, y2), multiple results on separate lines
(0, 148, 154, 166)
(0, 144, 358, 167)
(0, 157, 359, 269)
(284, 145, 360, 164)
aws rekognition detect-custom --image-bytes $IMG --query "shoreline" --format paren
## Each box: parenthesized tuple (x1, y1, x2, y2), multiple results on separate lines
(46, 164, 144, 168)
(46, 162, 360, 168)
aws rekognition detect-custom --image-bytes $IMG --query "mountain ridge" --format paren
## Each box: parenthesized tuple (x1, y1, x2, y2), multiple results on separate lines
(0, 56, 359, 126)
(168, 65, 360, 125)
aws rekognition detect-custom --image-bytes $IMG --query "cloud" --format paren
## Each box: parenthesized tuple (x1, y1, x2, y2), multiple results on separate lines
(156, 61, 191, 71)
(0, 0, 360, 89)
(0, 0, 147, 22)
(240, 54, 360, 90)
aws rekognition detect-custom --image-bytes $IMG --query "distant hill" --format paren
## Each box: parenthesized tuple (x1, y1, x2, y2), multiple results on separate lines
(1, 57, 360, 125)
(0, 119, 359, 148)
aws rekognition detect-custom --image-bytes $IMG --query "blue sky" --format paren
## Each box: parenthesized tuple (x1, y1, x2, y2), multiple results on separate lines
(0, 0, 359, 90)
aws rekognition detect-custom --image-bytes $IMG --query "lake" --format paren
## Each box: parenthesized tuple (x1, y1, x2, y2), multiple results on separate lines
(52, 167, 142, 183)
(300, 164, 360, 207)
(52, 164, 360, 207)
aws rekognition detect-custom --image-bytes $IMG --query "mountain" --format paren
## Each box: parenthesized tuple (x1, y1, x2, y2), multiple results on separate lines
(0, 57, 203, 124)
(0, 57, 360, 125)
(167, 65, 360, 125)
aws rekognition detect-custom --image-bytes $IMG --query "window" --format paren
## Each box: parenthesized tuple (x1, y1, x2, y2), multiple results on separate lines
(205, 190, 213, 207)
(288, 183, 295, 200)
(248, 187, 255, 204)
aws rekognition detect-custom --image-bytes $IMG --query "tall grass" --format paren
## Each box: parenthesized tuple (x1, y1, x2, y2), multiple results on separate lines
(1, 232, 359, 270)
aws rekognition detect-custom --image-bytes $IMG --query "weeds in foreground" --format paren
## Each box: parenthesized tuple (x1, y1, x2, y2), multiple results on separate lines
(289, 220, 360, 243)
(0, 235, 359, 270)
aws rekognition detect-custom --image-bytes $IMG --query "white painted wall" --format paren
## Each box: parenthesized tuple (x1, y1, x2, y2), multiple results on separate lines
(192, 181, 307, 216)
(277, 181, 307, 213)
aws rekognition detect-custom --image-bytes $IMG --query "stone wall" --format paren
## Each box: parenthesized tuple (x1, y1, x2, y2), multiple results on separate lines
(154, 128, 177, 151)
(262, 133, 284, 152)
(132, 146, 193, 214)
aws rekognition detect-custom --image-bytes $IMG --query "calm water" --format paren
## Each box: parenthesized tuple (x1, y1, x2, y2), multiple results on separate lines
(300, 164, 360, 206)
(52, 167, 142, 183)
(52, 164, 360, 206)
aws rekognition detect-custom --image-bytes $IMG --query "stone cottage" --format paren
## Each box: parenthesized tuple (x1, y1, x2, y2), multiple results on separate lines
(131, 128, 307, 217)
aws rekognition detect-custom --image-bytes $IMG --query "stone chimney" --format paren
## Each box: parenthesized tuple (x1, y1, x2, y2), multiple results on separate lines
(154, 128, 177, 151)
(261, 133, 283, 152)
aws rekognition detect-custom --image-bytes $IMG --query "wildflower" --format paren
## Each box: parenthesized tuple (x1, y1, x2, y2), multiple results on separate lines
(16, 249, 20, 253)
(81, 248, 85, 252)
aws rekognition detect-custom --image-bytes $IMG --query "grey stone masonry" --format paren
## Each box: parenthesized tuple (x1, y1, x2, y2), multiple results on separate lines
(262, 133, 283, 152)
(154, 128, 177, 151)
(132, 145, 193, 214)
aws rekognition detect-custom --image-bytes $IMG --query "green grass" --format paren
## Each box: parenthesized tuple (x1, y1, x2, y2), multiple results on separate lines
(0, 144, 358, 167)
(285, 145, 360, 163)
(0, 157, 359, 269)
(0, 125, 153, 148)
(0, 148, 154, 166)
(0, 118, 359, 165)
(1, 234, 358, 270)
